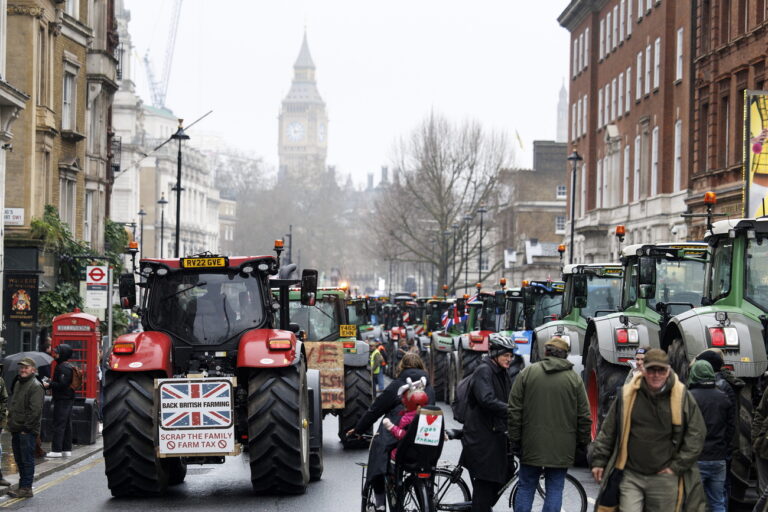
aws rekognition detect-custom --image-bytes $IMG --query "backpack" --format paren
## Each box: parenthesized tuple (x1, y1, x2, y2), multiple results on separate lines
(68, 363, 83, 391)
(451, 373, 474, 424)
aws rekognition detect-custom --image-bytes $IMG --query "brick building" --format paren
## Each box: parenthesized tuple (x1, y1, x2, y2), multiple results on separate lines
(496, 141, 568, 284)
(688, 1, 768, 237)
(559, 0, 694, 263)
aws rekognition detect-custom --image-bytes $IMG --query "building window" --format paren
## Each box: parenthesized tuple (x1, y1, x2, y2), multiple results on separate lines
(37, 27, 47, 106)
(651, 126, 659, 195)
(620, 0, 626, 41)
(577, 99, 582, 138)
(638, 0, 644, 20)
(596, 158, 603, 209)
(580, 32, 586, 70)
(636, 52, 643, 100)
(584, 28, 590, 69)
(674, 120, 682, 192)
(738, 0, 748, 34)
(598, 88, 604, 128)
(627, 0, 634, 34)
(65, 0, 78, 18)
(720, 95, 730, 167)
(612, 6, 619, 49)
(626, 67, 632, 112)
(580, 162, 586, 216)
(675, 28, 684, 82)
(699, 101, 710, 172)
(720, 0, 730, 44)
(573, 37, 579, 76)
(624, 145, 631, 203)
(653, 38, 661, 89)
(605, 83, 612, 123)
(84, 190, 94, 243)
(571, 103, 577, 141)
(618, 73, 624, 117)
(606, 12, 612, 53)
(634, 136, 641, 201)
(555, 216, 566, 234)
(59, 175, 77, 229)
(646, 0, 653, 13)
(62, 71, 76, 131)
(556, 184, 567, 199)
(582, 94, 588, 134)
(612, 78, 618, 121)
(600, 18, 606, 60)
(645, 44, 652, 95)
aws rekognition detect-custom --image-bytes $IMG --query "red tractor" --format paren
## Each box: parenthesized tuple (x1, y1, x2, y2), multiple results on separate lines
(103, 251, 320, 497)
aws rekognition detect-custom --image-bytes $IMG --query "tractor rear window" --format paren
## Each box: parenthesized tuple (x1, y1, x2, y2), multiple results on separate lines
(746, 237, 768, 313)
(147, 271, 265, 345)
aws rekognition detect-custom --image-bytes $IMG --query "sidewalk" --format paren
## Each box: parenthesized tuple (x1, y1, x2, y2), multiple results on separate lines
(0, 431, 103, 493)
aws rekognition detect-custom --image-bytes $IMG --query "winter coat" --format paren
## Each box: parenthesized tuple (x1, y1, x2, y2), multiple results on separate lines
(0, 376, 8, 429)
(460, 357, 512, 483)
(389, 409, 419, 460)
(355, 368, 435, 483)
(508, 356, 591, 468)
(7, 373, 44, 435)
(51, 344, 75, 401)
(590, 372, 707, 512)
(689, 382, 733, 461)
(751, 386, 768, 459)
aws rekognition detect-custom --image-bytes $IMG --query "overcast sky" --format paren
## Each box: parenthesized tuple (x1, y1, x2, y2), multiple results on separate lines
(124, 0, 571, 186)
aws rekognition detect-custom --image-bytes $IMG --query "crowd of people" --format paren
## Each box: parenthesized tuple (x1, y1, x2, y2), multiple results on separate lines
(351, 334, 768, 512)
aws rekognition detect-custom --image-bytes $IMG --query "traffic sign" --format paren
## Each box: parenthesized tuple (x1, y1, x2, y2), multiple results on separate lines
(86, 266, 109, 309)
(86, 266, 107, 285)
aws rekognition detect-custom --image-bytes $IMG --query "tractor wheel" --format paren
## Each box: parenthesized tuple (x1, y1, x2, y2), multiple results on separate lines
(103, 372, 169, 497)
(730, 379, 761, 503)
(668, 338, 689, 382)
(460, 349, 482, 379)
(433, 351, 448, 403)
(585, 337, 628, 440)
(307, 368, 324, 482)
(164, 458, 187, 486)
(339, 366, 373, 449)
(248, 363, 310, 494)
(530, 334, 541, 363)
(446, 354, 457, 404)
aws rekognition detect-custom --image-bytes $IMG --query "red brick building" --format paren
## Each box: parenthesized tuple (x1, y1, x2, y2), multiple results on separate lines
(559, 0, 694, 262)
(688, 1, 768, 237)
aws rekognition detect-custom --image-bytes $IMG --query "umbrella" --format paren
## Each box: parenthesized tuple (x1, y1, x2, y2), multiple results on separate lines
(2, 351, 54, 388)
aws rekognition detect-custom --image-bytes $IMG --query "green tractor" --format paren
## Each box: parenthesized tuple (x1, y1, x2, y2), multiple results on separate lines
(661, 218, 768, 503)
(425, 298, 464, 403)
(583, 243, 707, 437)
(284, 288, 374, 450)
(347, 297, 381, 341)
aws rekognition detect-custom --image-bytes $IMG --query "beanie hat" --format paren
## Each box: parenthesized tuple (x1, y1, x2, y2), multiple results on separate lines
(545, 337, 570, 353)
(688, 360, 715, 385)
(695, 349, 724, 372)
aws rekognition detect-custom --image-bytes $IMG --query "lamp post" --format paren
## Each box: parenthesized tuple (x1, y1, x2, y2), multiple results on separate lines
(285, 225, 293, 265)
(171, 119, 190, 258)
(567, 150, 583, 264)
(157, 194, 168, 258)
(137, 208, 147, 256)
(442, 229, 452, 291)
(463, 213, 472, 292)
(451, 223, 459, 291)
(477, 206, 487, 283)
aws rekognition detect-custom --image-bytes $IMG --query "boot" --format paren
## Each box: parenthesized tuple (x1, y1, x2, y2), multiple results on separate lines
(0, 472, 10, 486)
(8, 487, 33, 498)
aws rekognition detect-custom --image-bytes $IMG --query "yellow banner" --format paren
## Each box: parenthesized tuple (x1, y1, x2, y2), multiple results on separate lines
(745, 90, 768, 217)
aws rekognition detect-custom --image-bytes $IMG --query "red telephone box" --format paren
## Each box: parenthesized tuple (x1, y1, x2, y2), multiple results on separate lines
(51, 309, 100, 399)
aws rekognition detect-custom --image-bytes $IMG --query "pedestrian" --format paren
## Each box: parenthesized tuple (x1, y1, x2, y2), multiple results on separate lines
(508, 336, 591, 512)
(369, 342, 385, 395)
(625, 345, 651, 383)
(750, 385, 768, 512)
(459, 333, 516, 512)
(687, 360, 733, 512)
(7, 358, 44, 498)
(347, 352, 434, 512)
(44, 344, 76, 457)
(590, 348, 707, 512)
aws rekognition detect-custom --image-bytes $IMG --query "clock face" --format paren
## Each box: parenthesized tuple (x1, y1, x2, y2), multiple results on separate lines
(318, 124, 326, 143)
(287, 121, 305, 141)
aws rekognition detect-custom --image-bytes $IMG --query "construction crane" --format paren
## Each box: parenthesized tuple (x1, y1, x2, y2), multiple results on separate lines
(143, 0, 183, 109)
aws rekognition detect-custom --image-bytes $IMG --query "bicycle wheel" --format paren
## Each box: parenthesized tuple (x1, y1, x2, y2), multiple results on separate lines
(399, 475, 432, 512)
(509, 472, 587, 512)
(361, 481, 377, 512)
(433, 467, 472, 511)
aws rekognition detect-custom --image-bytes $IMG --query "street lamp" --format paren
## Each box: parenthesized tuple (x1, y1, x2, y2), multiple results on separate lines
(463, 214, 472, 292)
(285, 225, 293, 265)
(451, 223, 459, 290)
(157, 194, 168, 258)
(137, 208, 147, 256)
(477, 206, 487, 283)
(567, 150, 583, 264)
(171, 119, 190, 258)
(442, 229, 452, 291)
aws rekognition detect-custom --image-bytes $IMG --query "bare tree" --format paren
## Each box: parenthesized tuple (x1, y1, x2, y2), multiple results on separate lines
(370, 113, 512, 293)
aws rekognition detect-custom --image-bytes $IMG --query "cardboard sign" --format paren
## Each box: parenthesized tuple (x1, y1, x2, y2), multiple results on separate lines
(156, 378, 237, 456)
(414, 411, 443, 446)
(339, 324, 357, 338)
(305, 341, 345, 409)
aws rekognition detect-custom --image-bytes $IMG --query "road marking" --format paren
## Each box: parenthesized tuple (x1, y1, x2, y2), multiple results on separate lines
(1, 457, 104, 507)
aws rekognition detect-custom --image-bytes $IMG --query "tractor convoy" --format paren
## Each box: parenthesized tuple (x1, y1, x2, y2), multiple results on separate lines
(103, 200, 768, 503)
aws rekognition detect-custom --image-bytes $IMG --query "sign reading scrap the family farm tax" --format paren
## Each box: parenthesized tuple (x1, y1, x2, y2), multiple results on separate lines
(305, 341, 345, 409)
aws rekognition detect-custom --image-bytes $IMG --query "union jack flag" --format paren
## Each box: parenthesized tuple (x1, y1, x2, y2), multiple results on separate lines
(441, 309, 453, 329)
(160, 382, 232, 428)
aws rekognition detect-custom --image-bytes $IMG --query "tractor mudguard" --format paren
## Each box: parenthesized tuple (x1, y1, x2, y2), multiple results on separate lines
(590, 314, 662, 365)
(460, 330, 492, 352)
(342, 340, 370, 367)
(109, 331, 173, 376)
(237, 329, 301, 368)
(307, 369, 322, 452)
(671, 309, 768, 378)
(431, 332, 455, 352)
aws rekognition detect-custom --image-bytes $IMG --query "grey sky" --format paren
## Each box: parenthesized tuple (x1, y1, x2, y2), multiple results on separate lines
(125, 0, 570, 185)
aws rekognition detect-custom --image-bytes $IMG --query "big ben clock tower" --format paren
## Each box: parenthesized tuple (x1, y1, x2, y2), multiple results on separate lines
(278, 32, 328, 183)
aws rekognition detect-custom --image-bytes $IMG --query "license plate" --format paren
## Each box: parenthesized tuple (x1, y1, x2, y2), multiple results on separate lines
(181, 257, 227, 268)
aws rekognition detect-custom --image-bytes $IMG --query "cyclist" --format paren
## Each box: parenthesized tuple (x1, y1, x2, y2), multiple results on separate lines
(382, 376, 429, 461)
(348, 352, 434, 512)
(459, 333, 516, 512)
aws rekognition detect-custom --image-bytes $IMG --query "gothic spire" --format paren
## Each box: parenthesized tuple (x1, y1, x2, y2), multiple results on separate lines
(294, 30, 315, 69)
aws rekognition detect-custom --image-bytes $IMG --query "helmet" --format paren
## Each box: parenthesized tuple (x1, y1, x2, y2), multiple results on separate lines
(398, 376, 429, 411)
(488, 333, 516, 358)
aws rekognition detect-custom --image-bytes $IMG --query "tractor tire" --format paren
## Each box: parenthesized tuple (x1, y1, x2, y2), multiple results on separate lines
(103, 372, 169, 497)
(668, 338, 689, 382)
(248, 363, 310, 494)
(433, 351, 448, 403)
(530, 334, 541, 363)
(585, 337, 628, 440)
(730, 379, 761, 503)
(339, 366, 373, 449)
(307, 369, 323, 482)
(164, 458, 187, 486)
(460, 349, 483, 379)
(446, 354, 457, 404)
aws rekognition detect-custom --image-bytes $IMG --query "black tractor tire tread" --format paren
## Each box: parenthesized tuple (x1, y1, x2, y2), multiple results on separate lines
(433, 351, 448, 402)
(461, 349, 483, 378)
(339, 366, 373, 449)
(103, 372, 168, 497)
(248, 365, 310, 495)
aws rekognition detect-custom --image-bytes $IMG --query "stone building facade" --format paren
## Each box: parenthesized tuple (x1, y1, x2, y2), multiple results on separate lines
(559, 0, 694, 263)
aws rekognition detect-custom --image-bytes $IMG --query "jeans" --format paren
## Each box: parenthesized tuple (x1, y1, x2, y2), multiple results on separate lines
(698, 460, 727, 512)
(51, 399, 74, 452)
(11, 432, 35, 488)
(375, 371, 385, 393)
(513, 464, 567, 512)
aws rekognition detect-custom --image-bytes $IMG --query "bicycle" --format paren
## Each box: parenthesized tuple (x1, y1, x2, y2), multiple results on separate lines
(432, 430, 588, 512)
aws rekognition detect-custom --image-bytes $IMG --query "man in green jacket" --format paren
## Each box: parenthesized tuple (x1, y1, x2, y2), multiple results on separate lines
(508, 336, 591, 511)
(590, 348, 707, 512)
(7, 358, 45, 498)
